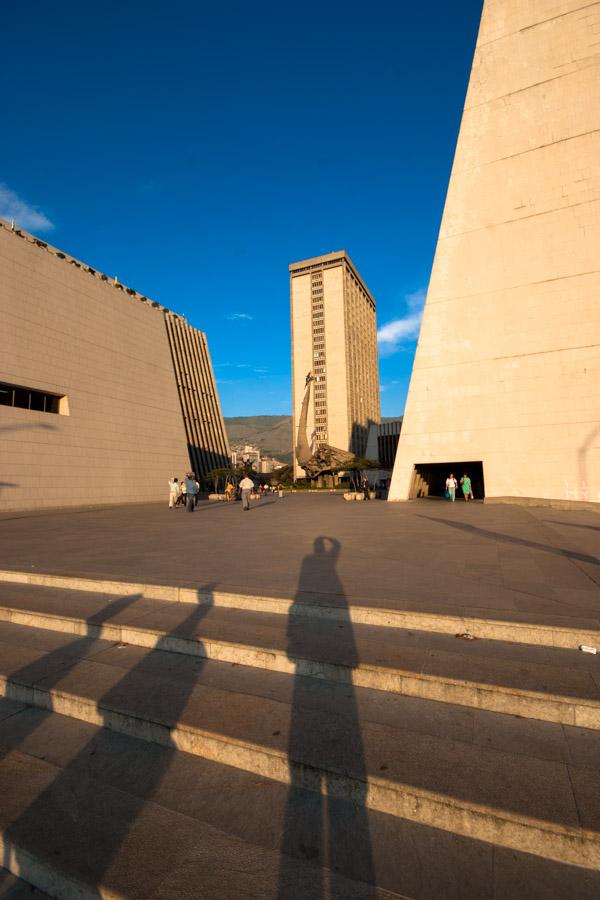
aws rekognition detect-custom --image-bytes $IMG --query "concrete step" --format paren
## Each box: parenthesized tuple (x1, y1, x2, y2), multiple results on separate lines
(0, 700, 403, 900)
(1, 582, 600, 727)
(0, 866, 50, 899)
(1, 621, 600, 871)
(1, 568, 599, 650)
(4, 702, 600, 900)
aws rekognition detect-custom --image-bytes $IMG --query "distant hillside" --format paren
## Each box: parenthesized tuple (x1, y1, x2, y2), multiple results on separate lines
(224, 415, 293, 464)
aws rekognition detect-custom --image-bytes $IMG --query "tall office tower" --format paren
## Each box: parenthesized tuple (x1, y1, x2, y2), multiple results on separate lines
(290, 251, 380, 477)
(389, 0, 600, 507)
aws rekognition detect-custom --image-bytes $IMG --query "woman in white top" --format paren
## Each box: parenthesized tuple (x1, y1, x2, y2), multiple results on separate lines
(445, 473, 458, 502)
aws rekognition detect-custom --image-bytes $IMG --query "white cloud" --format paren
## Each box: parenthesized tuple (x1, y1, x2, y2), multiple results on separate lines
(227, 312, 253, 321)
(377, 288, 426, 357)
(0, 184, 54, 232)
(215, 362, 251, 368)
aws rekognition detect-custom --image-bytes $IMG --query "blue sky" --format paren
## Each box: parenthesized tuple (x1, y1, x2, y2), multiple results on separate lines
(1, 0, 482, 417)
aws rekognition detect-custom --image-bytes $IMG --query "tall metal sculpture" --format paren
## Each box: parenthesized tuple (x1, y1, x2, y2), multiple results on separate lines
(295, 372, 354, 478)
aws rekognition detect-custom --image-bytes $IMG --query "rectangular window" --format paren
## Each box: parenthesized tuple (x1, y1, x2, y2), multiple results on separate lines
(0, 381, 67, 415)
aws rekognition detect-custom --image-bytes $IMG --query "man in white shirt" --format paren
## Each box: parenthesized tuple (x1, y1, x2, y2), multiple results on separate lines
(239, 476, 254, 511)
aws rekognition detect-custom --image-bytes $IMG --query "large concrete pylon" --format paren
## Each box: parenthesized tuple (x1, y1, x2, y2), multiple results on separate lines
(389, 0, 600, 508)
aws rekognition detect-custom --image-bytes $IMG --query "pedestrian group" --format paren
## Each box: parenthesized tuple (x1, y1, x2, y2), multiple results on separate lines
(168, 474, 200, 511)
(168, 475, 278, 512)
(445, 472, 474, 502)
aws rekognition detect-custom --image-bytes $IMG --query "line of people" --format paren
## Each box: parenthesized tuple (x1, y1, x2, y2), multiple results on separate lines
(169, 475, 279, 512)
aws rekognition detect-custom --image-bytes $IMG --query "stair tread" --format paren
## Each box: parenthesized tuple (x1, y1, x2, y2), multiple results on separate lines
(1, 621, 600, 837)
(2, 702, 600, 899)
(0, 866, 50, 898)
(0, 711, 399, 899)
(2, 583, 600, 706)
(2, 566, 600, 632)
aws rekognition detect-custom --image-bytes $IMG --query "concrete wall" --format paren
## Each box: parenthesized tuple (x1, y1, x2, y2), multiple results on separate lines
(290, 272, 314, 479)
(322, 265, 349, 452)
(0, 222, 193, 509)
(390, 0, 600, 506)
(164, 315, 230, 477)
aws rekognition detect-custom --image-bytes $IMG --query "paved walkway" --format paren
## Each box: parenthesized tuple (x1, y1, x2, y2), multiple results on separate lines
(0, 495, 598, 627)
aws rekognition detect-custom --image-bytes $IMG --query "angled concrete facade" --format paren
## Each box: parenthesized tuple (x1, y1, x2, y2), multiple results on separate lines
(390, 0, 600, 507)
(0, 219, 229, 510)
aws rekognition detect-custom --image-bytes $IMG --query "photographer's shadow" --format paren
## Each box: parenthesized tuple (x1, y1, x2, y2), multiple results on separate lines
(277, 536, 376, 898)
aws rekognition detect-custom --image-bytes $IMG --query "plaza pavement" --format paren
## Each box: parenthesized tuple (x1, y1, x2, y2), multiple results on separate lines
(0, 494, 598, 628)
(1, 495, 600, 897)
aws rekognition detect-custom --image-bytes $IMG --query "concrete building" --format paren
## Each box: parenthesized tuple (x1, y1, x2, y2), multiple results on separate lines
(230, 445, 261, 469)
(257, 457, 287, 475)
(365, 418, 403, 471)
(290, 251, 380, 478)
(390, 0, 600, 508)
(0, 219, 230, 511)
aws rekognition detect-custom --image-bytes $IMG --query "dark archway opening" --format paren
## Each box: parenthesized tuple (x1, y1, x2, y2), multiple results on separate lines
(410, 461, 485, 500)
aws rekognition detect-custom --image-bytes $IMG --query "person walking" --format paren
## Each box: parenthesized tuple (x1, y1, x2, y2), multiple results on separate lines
(362, 476, 370, 501)
(239, 475, 254, 511)
(445, 473, 458, 502)
(168, 477, 179, 509)
(184, 472, 198, 512)
(225, 481, 234, 502)
(460, 472, 472, 502)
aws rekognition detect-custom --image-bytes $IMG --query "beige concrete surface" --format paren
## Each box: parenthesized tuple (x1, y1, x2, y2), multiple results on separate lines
(0, 220, 228, 512)
(390, 0, 600, 506)
(2, 619, 600, 867)
(0, 867, 50, 898)
(2, 581, 600, 727)
(2, 565, 599, 651)
(7, 704, 599, 900)
(0, 496, 597, 635)
(0, 741, 399, 900)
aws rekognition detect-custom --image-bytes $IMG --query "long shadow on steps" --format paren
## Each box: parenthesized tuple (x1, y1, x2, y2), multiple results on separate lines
(277, 536, 376, 898)
(0, 589, 147, 769)
(3, 586, 217, 897)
